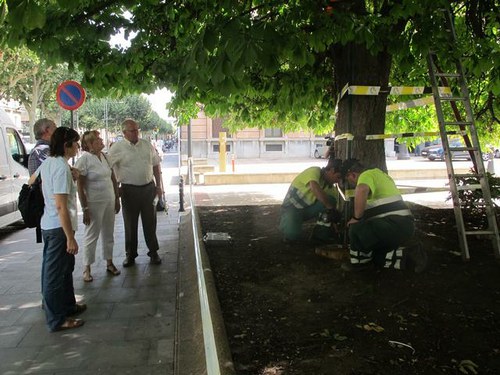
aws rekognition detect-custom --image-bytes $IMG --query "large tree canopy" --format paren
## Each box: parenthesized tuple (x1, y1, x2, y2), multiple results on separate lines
(1, 0, 498, 167)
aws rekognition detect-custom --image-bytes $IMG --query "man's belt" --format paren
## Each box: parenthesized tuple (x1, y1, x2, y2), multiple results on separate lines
(121, 181, 154, 188)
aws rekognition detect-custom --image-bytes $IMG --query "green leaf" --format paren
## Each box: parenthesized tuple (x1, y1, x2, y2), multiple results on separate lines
(219, 77, 236, 95)
(0, 0, 8, 24)
(244, 42, 258, 66)
(258, 49, 279, 76)
(222, 56, 232, 76)
(211, 58, 225, 84)
(8, 0, 27, 29)
(203, 27, 218, 52)
(195, 46, 207, 66)
(56, 0, 79, 9)
(23, 1, 45, 30)
(333, 333, 348, 341)
(226, 34, 245, 63)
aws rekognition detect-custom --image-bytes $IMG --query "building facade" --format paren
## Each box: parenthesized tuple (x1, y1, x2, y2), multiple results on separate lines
(0, 100, 27, 132)
(180, 110, 330, 160)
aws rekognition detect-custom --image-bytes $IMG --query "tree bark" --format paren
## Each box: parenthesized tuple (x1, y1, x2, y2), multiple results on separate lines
(332, 42, 392, 172)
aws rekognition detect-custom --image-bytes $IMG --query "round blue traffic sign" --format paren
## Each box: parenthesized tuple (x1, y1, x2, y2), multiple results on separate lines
(56, 80, 86, 110)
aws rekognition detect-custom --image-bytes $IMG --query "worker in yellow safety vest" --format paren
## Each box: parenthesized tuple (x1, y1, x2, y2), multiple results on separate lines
(341, 158, 427, 272)
(279, 158, 343, 244)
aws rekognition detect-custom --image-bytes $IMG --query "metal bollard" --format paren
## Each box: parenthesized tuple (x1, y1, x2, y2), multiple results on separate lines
(179, 176, 185, 212)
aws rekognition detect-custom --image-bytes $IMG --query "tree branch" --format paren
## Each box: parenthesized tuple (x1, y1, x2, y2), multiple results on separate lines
(487, 93, 500, 125)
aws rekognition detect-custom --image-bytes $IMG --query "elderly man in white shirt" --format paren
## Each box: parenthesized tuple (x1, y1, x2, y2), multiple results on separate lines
(108, 119, 163, 267)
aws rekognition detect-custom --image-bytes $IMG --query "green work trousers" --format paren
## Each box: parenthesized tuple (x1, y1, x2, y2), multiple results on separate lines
(349, 215, 414, 266)
(279, 196, 336, 241)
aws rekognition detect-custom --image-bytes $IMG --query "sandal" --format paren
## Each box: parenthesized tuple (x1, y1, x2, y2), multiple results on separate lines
(106, 264, 121, 276)
(83, 270, 93, 282)
(68, 303, 87, 317)
(54, 318, 84, 332)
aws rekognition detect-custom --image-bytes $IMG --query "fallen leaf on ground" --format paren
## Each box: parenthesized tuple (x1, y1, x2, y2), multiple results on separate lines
(362, 322, 385, 332)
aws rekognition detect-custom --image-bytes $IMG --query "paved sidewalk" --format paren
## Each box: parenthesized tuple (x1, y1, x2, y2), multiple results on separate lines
(0, 178, 180, 375)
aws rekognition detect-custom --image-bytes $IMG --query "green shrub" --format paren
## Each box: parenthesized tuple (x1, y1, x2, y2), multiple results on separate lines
(451, 171, 500, 215)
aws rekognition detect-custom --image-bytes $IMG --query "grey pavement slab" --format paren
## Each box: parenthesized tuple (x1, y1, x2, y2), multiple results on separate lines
(0, 176, 180, 375)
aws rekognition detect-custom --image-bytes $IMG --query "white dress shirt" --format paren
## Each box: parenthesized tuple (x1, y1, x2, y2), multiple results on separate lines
(108, 138, 160, 185)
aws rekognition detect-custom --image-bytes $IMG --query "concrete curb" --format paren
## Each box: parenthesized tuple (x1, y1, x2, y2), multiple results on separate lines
(176, 211, 235, 375)
(201, 167, 470, 185)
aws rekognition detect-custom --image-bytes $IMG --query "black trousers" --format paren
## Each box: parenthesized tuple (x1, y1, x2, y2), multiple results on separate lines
(120, 182, 159, 258)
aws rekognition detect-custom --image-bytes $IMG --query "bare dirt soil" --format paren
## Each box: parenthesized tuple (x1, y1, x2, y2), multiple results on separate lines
(199, 204, 500, 375)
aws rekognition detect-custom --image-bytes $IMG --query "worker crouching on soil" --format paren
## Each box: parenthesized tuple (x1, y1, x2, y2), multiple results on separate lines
(341, 158, 427, 272)
(279, 158, 343, 244)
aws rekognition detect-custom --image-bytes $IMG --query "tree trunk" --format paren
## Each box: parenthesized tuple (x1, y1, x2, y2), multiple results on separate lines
(332, 42, 392, 172)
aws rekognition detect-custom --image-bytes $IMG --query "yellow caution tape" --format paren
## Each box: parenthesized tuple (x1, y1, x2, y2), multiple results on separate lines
(334, 133, 355, 141)
(340, 84, 451, 98)
(348, 85, 381, 96)
(389, 86, 425, 95)
(386, 96, 435, 112)
(334, 130, 467, 142)
(438, 86, 452, 95)
(340, 83, 350, 99)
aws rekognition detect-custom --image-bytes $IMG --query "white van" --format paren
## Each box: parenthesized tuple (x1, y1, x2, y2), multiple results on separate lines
(0, 108, 29, 228)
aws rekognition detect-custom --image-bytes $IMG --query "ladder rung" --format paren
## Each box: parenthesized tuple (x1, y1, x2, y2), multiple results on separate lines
(449, 146, 476, 152)
(454, 173, 482, 179)
(465, 230, 496, 236)
(464, 204, 498, 210)
(456, 184, 482, 191)
(443, 121, 473, 126)
(434, 72, 461, 78)
(439, 96, 466, 101)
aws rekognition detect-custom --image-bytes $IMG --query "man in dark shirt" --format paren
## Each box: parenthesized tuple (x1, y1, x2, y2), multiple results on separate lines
(28, 118, 57, 175)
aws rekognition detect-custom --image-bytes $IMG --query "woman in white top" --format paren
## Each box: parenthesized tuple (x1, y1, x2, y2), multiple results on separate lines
(76, 130, 121, 282)
(35, 127, 85, 332)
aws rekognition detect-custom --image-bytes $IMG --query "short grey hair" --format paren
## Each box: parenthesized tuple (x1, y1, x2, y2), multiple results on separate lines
(121, 119, 138, 132)
(33, 118, 55, 140)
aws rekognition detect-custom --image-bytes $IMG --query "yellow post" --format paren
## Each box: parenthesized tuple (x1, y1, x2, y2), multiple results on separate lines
(219, 132, 227, 172)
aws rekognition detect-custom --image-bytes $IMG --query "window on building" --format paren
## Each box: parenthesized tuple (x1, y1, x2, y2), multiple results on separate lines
(264, 128, 283, 137)
(212, 118, 231, 138)
(213, 143, 232, 152)
(265, 143, 283, 152)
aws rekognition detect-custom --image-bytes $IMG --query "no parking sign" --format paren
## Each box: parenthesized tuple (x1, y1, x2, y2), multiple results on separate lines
(56, 80, 86, 110)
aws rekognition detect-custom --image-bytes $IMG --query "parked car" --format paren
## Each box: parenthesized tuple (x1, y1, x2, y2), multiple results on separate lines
(314, 137, 334, 159)
(420, 139, 442, 158)
(0, 108, 30, 228)
(426, 140, 471, 161)
(314, 143, 328, 158)
(162, 140, 175, 152)
(482, 145, 500, 161)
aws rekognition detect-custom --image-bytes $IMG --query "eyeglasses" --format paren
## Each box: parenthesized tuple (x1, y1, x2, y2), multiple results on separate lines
(126, 128, 140, 133)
